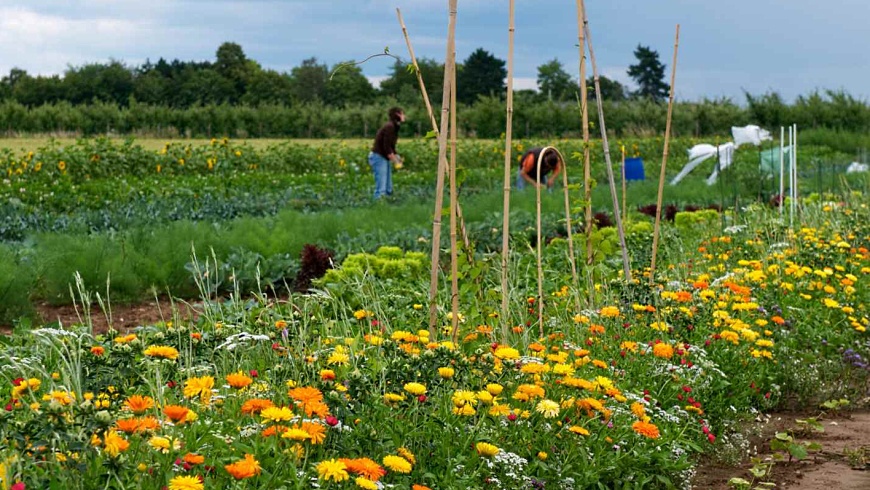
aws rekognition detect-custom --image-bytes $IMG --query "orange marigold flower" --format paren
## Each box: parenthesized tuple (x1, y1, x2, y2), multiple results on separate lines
(115, 418, 141, 434)
(299, 421, 327, 444)
(652, 343, 674, 359)
(136, 416, 160, 432)
(340, 457, 386, 481)
(124, 394, 155, 414)
(225, 453, 262, 480)
(226, 371, 253, 389)
(240, 398, 274, 415)
(90, 346, 105, 356)
(183, 453, 205, 465)
(163, 405, 190, 423)
(632, 420, 661, 439)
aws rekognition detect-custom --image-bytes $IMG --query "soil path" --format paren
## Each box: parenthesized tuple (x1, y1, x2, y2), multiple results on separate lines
(1, 300, 198, 334)
(694, 411, 870, 489)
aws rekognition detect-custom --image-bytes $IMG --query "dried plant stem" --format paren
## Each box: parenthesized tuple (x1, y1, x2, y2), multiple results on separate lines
(585, 22, 632, 281)
(650, 24, 681, 285)
(427, 0, 458, 335)
(500, 0, 516, 338)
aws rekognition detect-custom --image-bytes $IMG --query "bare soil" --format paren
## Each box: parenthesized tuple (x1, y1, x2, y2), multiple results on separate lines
(694, 411, 870, 489)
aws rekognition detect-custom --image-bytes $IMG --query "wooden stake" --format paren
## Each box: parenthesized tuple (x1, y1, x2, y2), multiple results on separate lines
(576, 0, 593, 267)
(621, 145, 627, 224)
(535, 150, 545, 336)
(427, 0, 458, 335)
(500, 0, 516, 337)
(584, 22, 632, 281)
(397, 8, 471, 254)
(560, 148, 581, 313)
(649, 25, 680, 286)
(449, 51, 460, 343)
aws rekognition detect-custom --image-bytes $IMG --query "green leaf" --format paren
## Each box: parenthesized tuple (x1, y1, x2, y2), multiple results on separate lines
(788, 443, 808, 460)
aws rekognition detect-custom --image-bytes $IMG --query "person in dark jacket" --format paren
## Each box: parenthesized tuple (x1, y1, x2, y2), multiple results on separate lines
(516, 147, 562, 190)
(368, 107, 406, 199)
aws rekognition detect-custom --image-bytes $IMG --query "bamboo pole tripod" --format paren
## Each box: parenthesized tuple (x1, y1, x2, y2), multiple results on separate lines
(499, 0, 516, 338)
(426, 0, 458, 335)
(584, 22, 632, 282)
(396, 8, 471, 254)
(649, 25, 681, 285)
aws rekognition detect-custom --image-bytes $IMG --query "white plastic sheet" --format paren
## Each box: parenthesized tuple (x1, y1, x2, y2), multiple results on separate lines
(731, 125, 772, 148)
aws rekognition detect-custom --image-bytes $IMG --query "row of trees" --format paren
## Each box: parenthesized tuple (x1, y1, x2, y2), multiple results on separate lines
(1, 42, 667, 109)
(0, 89, 865, 140)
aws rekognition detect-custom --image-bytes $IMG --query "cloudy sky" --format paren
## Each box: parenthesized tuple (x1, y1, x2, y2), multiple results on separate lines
(0, 0, 867, 103)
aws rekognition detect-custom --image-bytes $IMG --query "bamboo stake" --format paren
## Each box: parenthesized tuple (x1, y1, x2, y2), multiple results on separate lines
(535, 150, 545, 336)
(649, 24, 680, 286)
(584, 22, 632, 281)
(449, 51, 460, 343)
(427, 0, 458, 335)
(621, 145, 627, 224)
(560, 147, 581, 313)
(500, 0, 516, 337)
(575, 0, 592, 267)
(397, 8, 471, 253)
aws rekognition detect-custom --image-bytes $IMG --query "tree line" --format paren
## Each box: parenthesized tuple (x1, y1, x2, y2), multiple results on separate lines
(0, 42, 868, 138)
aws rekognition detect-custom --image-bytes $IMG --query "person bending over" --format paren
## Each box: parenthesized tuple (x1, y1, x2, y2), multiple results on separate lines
(517, 147, 562, 190)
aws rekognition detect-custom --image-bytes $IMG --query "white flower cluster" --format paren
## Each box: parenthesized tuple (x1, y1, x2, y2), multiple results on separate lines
(215, 332, 271, 351)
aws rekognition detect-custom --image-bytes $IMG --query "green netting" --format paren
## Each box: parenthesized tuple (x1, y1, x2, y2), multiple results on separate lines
(759, 146, 792, 175)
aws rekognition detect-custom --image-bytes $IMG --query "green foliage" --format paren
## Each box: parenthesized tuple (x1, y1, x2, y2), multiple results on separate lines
(627, 45, 669, 102)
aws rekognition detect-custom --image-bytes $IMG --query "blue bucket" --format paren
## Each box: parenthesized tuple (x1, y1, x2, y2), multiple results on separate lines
(624, 157, 645, 181)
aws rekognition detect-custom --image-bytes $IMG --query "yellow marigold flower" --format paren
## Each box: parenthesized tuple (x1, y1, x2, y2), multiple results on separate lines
(317, 459, 350, 482)
(397, 447, 416, 465)
(452, 390, 478, 407)
(226, 371, 253, 389)
(384, 393, 405, 404)
(168, 475, 204, 490)
(281, 428, 312, 442)
(631, 402, 647, 419)
(592, 359, 608, 369)
(260, 406, 294, 423)
(755, 339, 774, 348)
(599, 306, 621, 318)
(383, 454, 413, 473)
(103, 431, 130, 458)
(353, 310, 371, 320)
(453, 404, 477, 416)
(183, 376, 215, 403)
(720, 330, 740, 344)
(403, 382, 427, 396)
(520, 362, 550, 375)
(475, 442, 500, 457)
(489, 403, 512, 416)
(143, 345, 179, 360)
(486, 383, 503, 396)
(569, 425, 590, 436)
(535, 399, 560, 418)
(494, 347, 520, 360)
(148, 436, 180, 453)
(356, 477, 378, 489)
(632, 420, 661, 439)
(437, 367, 455, 379)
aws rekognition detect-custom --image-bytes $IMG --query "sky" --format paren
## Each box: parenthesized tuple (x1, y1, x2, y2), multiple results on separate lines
(0, 0, 868, 103)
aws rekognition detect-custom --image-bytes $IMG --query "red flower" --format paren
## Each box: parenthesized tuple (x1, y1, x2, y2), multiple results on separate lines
(707, 434, 716, 443)
(507, 413, 517, 422)
(11, 483, 25, 490)
(249, 370, 259, 378)
(325, 416, 339, 427)
(12, 378, 23, 386)
(417, 395, 427, 403)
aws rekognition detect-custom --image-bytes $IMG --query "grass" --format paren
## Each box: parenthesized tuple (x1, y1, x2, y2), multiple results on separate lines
(0, 136, 372, 152)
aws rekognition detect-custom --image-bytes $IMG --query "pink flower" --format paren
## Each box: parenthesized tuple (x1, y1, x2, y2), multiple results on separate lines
(11, 482, 26, 490)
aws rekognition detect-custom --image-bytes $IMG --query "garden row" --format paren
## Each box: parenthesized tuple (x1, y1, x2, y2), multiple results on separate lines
(0, 196, 867, 488)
